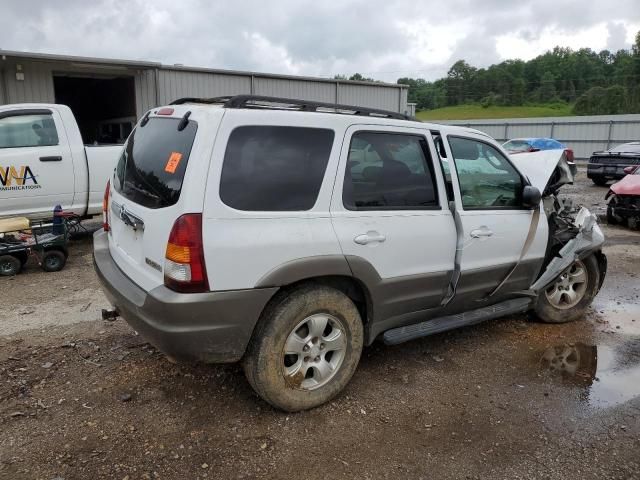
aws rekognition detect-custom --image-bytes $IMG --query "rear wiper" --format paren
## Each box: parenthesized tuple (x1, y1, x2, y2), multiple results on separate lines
(178, 111, 191, 131)
(140, 111, 151, 127)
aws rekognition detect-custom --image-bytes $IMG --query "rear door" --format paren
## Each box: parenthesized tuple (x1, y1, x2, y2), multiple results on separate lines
(442, 133, 548, 303)
(0, 108, 73, 217)
(331, 125, 456, 321)
(108, 107, 221, 291)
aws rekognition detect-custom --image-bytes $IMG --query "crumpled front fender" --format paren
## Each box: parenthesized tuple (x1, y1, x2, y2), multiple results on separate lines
(530, 207, 605, 293)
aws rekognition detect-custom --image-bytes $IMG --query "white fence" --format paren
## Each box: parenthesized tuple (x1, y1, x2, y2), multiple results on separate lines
(442, 114, 640, 160)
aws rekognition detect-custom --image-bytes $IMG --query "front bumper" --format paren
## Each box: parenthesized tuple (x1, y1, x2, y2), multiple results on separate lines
(93, 230, 278, 363)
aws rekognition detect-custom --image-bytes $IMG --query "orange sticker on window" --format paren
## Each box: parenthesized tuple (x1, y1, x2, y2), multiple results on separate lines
(164, 152, 183, 174)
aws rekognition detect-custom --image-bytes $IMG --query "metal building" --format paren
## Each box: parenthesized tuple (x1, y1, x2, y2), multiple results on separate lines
(0, 50, 409, 143)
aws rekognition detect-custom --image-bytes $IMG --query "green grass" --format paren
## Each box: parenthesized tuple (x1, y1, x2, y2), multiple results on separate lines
(416, 103, 574, 121)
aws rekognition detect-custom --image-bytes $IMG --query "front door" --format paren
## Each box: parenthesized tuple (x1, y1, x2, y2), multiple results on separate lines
(0, 108, 74, 217)
(442, 134, 548, 305)
(330, 125, 457, 324)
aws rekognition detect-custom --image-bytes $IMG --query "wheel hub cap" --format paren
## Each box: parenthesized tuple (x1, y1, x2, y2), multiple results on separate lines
(545, 260, 588, 310)
(282, 313, 347, 391)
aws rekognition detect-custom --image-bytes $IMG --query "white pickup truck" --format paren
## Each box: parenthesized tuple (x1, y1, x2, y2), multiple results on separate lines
(0, 103, 122, 219)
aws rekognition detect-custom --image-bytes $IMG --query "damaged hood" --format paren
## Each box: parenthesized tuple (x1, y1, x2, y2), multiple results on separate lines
(610, 174, 640, 196)
(508, 149, 573, 193)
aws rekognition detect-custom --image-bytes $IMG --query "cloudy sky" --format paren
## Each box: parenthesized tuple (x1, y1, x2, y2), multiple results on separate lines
(1, 0, 639, 82)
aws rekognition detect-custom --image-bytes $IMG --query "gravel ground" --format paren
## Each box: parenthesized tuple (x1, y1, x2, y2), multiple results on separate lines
(0, 173, 639, 480)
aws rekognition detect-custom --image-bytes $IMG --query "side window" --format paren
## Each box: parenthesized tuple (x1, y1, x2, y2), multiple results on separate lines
(448, 136, 523, 209)
(0, 113, 59, 148)
(220, 126, 335, 211)
(343, 132, 438, 210)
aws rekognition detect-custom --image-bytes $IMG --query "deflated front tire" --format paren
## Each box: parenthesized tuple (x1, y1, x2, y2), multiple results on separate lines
(534, 254, 600, 323)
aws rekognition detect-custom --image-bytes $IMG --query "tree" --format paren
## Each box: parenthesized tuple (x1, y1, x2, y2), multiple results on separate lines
(539, 71, 557, 102)
(399, 29, 640, 115)
(511, 78, 526, 105)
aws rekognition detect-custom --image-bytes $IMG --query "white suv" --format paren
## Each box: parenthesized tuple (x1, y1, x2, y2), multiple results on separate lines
(94, 96, 606, 411)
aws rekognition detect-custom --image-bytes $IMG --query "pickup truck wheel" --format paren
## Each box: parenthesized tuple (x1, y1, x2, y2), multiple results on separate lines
(534, 255, 600, 324)
(41, 250, 66, 272)
(0, 255, 21, 276)
(243, 285, 363, 412)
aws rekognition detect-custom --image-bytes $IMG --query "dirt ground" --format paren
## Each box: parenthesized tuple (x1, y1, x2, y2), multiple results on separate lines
(1, 172, 639, 480)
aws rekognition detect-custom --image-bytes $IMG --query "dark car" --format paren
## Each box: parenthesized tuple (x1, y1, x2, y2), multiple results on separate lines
(588, 142, 640, 186)
(503, 138, 577, 176)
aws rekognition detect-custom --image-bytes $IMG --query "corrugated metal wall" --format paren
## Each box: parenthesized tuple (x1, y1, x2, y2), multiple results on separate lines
(253, 77, 335, 103)
(443, 115, 640, 159)
(339, 83, 401, 112)
(156, 70, 252, 106)
(1, 58, 55, 104)
(0, 55, 409, 118)
(134, 70, 157, 117)
(0, 69, 6, 103)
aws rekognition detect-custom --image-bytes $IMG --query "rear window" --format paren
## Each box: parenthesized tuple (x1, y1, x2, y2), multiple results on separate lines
(219, 126, 335, 211)
(611, 143, 640, 154)
(113, 117, 197, 209)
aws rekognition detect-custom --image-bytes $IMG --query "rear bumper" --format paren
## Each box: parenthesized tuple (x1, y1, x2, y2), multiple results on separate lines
(93, 230, 278, 363)
(587, 163, 627, 180)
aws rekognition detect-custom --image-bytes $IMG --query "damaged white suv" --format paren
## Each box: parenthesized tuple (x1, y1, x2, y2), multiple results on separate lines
(94, 96, 606, 411)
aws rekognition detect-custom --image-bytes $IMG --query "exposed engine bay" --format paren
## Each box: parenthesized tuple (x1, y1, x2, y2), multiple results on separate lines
(509, 150, 607, 294)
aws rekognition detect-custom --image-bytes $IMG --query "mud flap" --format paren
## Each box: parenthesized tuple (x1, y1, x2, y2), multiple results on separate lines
(529, 207, 605, 293)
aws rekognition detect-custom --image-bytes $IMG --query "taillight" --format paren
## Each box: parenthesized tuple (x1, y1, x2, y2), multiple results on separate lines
(102, 179, 110, 232)
(164, 214, 209, 293)
(565, 148, 575, 162)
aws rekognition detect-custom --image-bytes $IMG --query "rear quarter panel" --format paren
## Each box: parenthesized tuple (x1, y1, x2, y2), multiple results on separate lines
(201, 110, 347, 291)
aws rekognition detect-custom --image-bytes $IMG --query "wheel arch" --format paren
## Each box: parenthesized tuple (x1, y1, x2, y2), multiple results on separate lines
(253, 255, 374, 339)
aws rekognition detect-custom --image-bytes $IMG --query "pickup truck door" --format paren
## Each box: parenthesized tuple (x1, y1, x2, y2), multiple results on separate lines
(330, 125, 457, 327)
(441, 133, 548, 305)
(0, 108, 74, 217)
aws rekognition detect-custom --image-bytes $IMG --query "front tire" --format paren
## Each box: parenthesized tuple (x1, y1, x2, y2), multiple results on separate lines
(534, 255, 600, 324)
(243, 285, 363, 412)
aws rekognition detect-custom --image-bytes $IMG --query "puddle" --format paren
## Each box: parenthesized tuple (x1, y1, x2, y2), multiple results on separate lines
(540, 341, 640, 408)
(591, 291, 640, 336)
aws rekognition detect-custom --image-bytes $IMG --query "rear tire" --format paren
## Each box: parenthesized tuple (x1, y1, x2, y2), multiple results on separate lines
(243, 285, 363, 412)
(534, 254, 600, 324)
(0, 255, 21, 276)
(592, 178, 608, 186)
(41, 250, 66, 272)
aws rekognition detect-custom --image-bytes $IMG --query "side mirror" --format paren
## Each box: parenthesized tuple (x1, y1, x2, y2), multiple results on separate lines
(522, 185, 541, 209)
(623, 166, 635, 175)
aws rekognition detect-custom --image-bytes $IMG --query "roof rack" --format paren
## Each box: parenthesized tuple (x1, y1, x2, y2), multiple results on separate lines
(170, 95, 417, 121)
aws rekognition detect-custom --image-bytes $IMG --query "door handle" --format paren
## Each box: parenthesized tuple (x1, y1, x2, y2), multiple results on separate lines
(354, 231, 386, 245)
(39, 156, 62, 162)
(470, 227, 493, 238)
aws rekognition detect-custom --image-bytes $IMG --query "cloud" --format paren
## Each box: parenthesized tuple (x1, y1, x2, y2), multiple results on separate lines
(0, 0, 638, 82)
(606, 22, 629, 52)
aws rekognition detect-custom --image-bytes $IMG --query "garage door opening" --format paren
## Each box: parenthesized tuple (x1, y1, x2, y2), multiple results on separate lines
(53, 74, 136, 144)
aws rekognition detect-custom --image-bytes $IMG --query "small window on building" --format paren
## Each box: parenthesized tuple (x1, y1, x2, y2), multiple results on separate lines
(220, 126, 335, 211)
(0, 113, 59, 148)
(343, 132, 438, 210)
